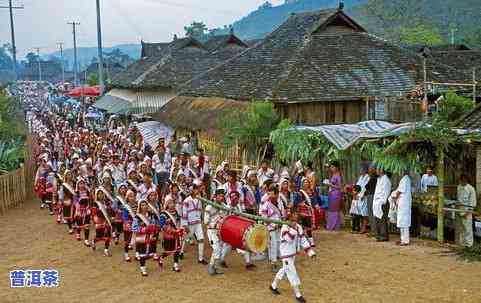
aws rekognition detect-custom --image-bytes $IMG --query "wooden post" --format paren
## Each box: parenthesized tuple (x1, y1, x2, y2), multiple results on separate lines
(437, 148, 445, 243)
(473, 68, 477, 104)
(476, 145, 481, 201)
(365, 97, 369, 120)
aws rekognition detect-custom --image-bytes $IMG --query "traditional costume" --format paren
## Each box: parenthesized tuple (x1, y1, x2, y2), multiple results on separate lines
(120, 190, 137, 262)
(181, 183, 206, 264)
(60, 171, 76, 234)
(159, 211, 184, 272)
(297, 188, 315, 246)
(91, 189, 113, 256)
(260, 195, 285, 271)
(270, 220, 315, 303)
(204, 189, 227, 275)
(132, 200, 161, 276)
(74, 178, 91, 247)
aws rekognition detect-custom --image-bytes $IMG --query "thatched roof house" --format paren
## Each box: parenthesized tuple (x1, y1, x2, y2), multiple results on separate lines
(178, 8, 471, 125)
(429, 49, 481, 82)
(152, 96, 248, 131)
(99, 33, 249, 114)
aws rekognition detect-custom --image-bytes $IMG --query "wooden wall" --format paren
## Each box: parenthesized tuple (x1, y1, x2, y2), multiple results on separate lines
(276, 100, 366, 125)
(277, 98, 423, 125)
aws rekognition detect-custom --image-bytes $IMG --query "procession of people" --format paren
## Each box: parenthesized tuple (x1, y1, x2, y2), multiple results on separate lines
(12, 81, 478, 302)
(19, 83, 320, 302)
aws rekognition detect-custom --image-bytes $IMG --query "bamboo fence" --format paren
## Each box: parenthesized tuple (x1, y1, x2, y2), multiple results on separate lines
(0, 135, 36, 215)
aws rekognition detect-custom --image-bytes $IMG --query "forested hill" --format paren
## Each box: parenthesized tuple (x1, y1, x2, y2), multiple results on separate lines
(221, 0, 365, 40)
(41, 0, 481, 70)
(213, 0, 481, 47)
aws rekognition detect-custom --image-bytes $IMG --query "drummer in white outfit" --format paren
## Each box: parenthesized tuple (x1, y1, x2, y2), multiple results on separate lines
(260, 184, 286, 272)
(270, 211, 315, 303)
(204, 189, 227, 275)
(181, 180, 207, 264)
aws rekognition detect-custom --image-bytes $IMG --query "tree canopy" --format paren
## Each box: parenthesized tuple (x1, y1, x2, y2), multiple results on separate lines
(0, 44, 13, 70)
(399, 24, 443, 46)
(25, 52, 39, 64)
(184, 21, 208, 39)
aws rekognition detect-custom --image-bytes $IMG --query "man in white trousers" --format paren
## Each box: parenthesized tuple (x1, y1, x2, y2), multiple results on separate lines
(270, 211, 315, 303)
(204, 189, 227, 275)
(260, 184, 286, 272)
(181, 181, 207, 264)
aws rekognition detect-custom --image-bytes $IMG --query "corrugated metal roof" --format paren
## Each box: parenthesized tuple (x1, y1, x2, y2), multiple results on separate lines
(93, 94, 131, 114)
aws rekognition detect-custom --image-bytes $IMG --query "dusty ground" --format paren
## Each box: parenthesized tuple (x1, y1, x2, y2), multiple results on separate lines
(1, 201, 481, 303)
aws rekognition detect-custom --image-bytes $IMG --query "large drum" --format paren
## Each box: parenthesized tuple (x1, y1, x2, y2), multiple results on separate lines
(135, 234, 149, 244)
(219, 215, 268, 254)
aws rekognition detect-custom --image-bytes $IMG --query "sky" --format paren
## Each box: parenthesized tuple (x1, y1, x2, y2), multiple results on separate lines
(0, 0, 284, 57)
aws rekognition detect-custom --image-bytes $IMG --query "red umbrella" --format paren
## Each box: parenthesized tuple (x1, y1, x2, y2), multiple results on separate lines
(66, 86, 100, 97)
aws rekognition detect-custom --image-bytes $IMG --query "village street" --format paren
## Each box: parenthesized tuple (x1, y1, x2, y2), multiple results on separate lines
(2, 199, 481, 303)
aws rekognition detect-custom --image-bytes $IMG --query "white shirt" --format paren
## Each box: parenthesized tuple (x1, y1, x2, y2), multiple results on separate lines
(152, 151, 171, 174)
(257, 168, 274, 187)
(457, 184, 477, 209)
(181, 196, 202, 226)
(373, 175, 392, 219)
(204, 204, 224, 229)
(420, 174, 438, 192)
(279, 223, 312, 259)
(356, 174, 370, 200)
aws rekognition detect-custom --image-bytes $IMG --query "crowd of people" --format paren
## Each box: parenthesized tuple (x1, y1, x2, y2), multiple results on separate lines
(11, 81, 479, 302)
(20, 83, 320, 302)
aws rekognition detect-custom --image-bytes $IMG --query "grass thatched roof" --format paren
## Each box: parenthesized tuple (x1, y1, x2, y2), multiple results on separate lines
(151, 96, 248, 131)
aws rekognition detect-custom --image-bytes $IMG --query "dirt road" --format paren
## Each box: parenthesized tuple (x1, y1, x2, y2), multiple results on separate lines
(1, 200, 481, 303)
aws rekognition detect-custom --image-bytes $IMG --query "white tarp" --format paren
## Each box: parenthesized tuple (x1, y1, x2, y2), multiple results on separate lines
(136, 121, 174, 149)
(293, 120, 475, 150)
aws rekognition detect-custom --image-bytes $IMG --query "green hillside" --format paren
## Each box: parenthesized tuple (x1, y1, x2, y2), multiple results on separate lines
(43, 0, 481, 71)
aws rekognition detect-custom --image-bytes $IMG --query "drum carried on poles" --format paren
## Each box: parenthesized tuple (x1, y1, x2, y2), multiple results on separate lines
(219, 215, 268, 254)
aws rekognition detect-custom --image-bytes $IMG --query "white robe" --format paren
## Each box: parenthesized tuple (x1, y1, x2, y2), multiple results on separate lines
(373, 175, 392, 220)
(396, 175, 412, 228)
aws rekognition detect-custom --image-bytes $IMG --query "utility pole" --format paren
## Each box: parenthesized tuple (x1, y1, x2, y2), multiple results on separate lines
(34, 47, 42, 82)
(96, 0, 105, 94)
(68, 21, 80, 87)
(57, 42, 65, 84)
(0, 1, 24, 81)
(450, 28, 456, 45)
